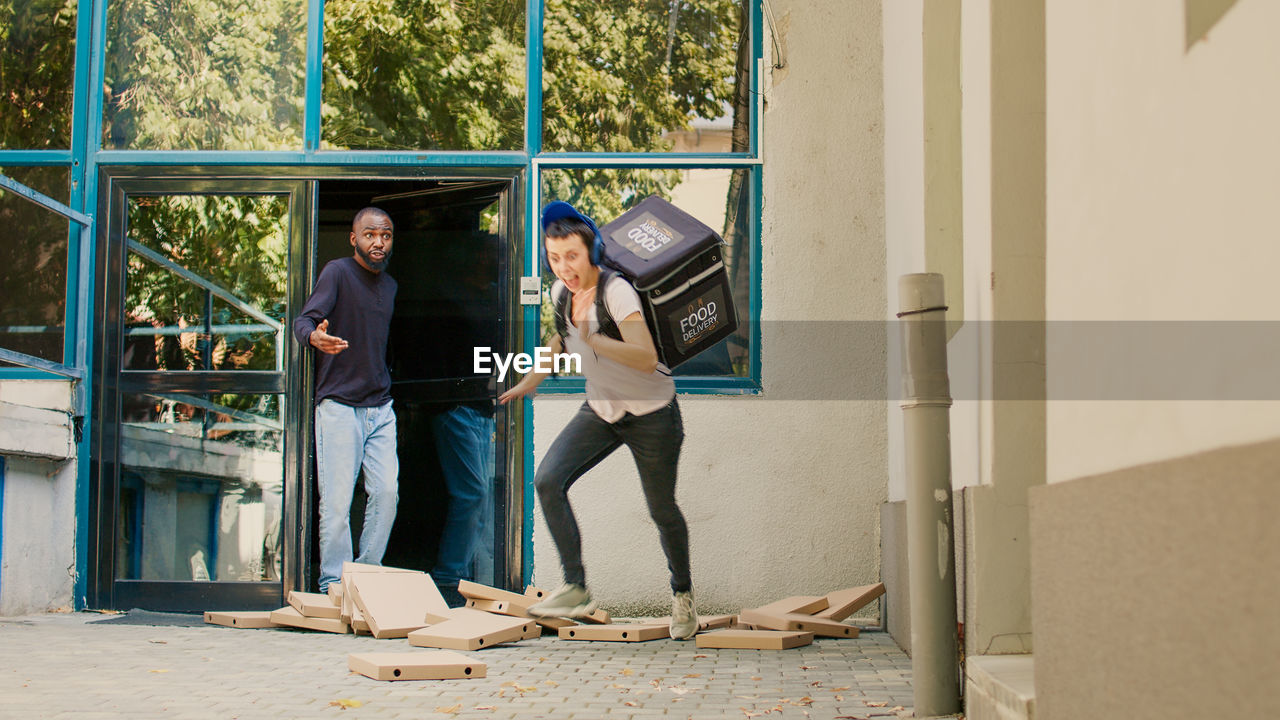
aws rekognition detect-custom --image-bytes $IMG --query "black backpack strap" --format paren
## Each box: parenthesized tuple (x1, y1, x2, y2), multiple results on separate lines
(553, 282, 570, 345)
(553, 272, 625, 375)
(593, 268, 624, 342)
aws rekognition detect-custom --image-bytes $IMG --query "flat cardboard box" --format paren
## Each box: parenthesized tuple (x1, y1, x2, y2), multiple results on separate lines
(652, 613, 738, 632)
(457, 580, 536, 614)
(813, 583, 886, 621)
(695, 629, 814, 650)
(558, 623, 670, 642)
(268, 606, 350, 634)
(203, 611, 279, 629)
(348, 651, 485, 681)
(288, 590, 341, 620)
(580, 608, 612, 624)
(533, 615, 577, 631)
(341, 562, 422, 624)
(465, 598, 523, 616)
(407, 612, 539, 651)
(752, 595, 829, 616)
(425, 606, 503, 625)
(737, 609, 860, 638)
(349, 572, 448, 639)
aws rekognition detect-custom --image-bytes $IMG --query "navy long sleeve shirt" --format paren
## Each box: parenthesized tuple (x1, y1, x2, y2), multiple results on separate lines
(293, 257, 397, 407)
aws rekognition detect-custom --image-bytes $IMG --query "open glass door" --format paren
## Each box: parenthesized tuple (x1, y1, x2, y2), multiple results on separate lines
(91, 177, 308, 611)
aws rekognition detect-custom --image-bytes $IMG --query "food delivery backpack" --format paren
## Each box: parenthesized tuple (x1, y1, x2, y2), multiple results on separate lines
(554, 195, 738, 370)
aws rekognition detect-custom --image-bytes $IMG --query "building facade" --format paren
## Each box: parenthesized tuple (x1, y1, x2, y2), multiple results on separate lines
(3, 1, 1276, 718)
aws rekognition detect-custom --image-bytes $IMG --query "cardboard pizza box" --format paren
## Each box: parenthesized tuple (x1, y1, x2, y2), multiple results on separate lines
(407, 612, 539, 651)
(203, 611, 279, 629)
(288, 590, 340, 620)
(695, 629, 814, 650)
(557, 623, 670, 642)
(813, 583, 886, 621)
(268, 606, 349, 634)
(347, 651, 485, 681)
(348, 572, 448, 639)
(736, 609, 860, 638)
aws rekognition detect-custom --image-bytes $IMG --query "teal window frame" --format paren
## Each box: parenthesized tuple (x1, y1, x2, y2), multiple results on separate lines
(0, 0, 765, 601)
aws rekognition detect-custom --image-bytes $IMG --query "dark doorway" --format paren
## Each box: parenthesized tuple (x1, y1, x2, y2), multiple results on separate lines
(309, 179, 508, 594)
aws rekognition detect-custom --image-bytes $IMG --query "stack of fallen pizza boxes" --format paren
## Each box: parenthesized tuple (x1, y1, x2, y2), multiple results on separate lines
(204, 563, 885, 681)
(696, 583, 886, 650)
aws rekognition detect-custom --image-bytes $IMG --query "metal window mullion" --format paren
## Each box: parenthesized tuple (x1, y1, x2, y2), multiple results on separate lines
(751, 0, 763, 157)
(519, 0, 546, 587)
(91, 150, 531, 167)
(304, 0, 324, 152)
(526, 0, 543, 156)
(70, 0, 110, 612)
(0, 151, 74, 164)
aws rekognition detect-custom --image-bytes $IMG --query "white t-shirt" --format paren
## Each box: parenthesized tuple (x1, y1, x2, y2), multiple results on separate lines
(552, 275, 675, 423)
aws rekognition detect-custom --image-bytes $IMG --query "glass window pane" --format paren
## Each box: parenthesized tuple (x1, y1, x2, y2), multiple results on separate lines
(0, 169, 70, 363)
(124, 195, 289, 371)
(321, 0, 526, 151)
(116, 392, 283, 581)
(0, 165, 71, 204)
(541, 166, 751, 377)
(102, 0, 306, 150)
(543, 0, 748, 154)
(0, 0, 77, 149)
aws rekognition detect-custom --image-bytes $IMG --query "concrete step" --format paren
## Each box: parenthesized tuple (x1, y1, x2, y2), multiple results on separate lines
(965, 654, 1036, 720)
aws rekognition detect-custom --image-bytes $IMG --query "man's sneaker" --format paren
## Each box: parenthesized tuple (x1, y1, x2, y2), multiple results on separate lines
(670, 590, 698, 640)
(527, 583, 597, 619)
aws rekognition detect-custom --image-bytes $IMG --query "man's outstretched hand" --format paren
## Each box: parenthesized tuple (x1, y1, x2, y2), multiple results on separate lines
(309, 319, 349, 355)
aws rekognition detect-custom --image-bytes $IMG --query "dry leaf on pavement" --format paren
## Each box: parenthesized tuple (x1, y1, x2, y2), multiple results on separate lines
(433, 703, 462, 714)
(328, 699, 362, 710)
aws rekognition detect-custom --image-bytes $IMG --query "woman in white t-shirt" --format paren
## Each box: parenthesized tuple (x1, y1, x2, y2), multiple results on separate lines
(498, 201, 698, 640)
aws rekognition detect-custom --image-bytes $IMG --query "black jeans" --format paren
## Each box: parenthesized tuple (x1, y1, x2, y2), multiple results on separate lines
(534, 399, 691, 593)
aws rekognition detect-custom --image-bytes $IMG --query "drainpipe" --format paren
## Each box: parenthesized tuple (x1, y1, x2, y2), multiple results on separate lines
(897, 273, 961, 717)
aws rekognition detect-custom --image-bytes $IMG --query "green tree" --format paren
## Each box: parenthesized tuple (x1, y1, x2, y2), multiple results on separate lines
(0, 0, 77, 149)
(322, 0, 526, 150)
(102, 0, 305, 150)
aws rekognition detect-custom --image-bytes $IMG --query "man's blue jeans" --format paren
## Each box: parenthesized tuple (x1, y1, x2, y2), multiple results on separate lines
(431, 404, 495, 588)
(315, 398, 399, 592)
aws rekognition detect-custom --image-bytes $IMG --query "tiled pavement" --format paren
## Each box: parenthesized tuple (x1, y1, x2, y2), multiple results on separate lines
(0, 612, 914, 719)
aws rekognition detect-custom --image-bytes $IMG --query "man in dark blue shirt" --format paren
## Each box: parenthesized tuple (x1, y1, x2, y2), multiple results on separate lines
(293, 207, 399, 593)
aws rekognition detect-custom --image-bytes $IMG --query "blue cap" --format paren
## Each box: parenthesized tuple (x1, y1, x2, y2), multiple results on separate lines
(540, 201, 602, 243)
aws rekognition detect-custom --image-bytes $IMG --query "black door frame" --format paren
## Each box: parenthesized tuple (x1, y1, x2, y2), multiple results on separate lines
(88, 165, 526, 611)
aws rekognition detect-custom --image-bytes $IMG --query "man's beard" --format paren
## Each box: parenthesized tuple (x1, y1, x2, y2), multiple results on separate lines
(357, 244, 392, 271)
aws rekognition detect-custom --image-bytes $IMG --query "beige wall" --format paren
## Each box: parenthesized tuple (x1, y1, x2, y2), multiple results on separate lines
(1030, 438, 1280, 720)
(1045, 0, 1280, 482)
(0, 381, 77, 615)
(530, 0, 890, 615)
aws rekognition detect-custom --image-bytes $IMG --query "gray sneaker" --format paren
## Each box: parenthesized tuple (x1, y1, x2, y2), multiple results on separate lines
(527, 583, 597, 619)
(670, 590, 698, 640)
